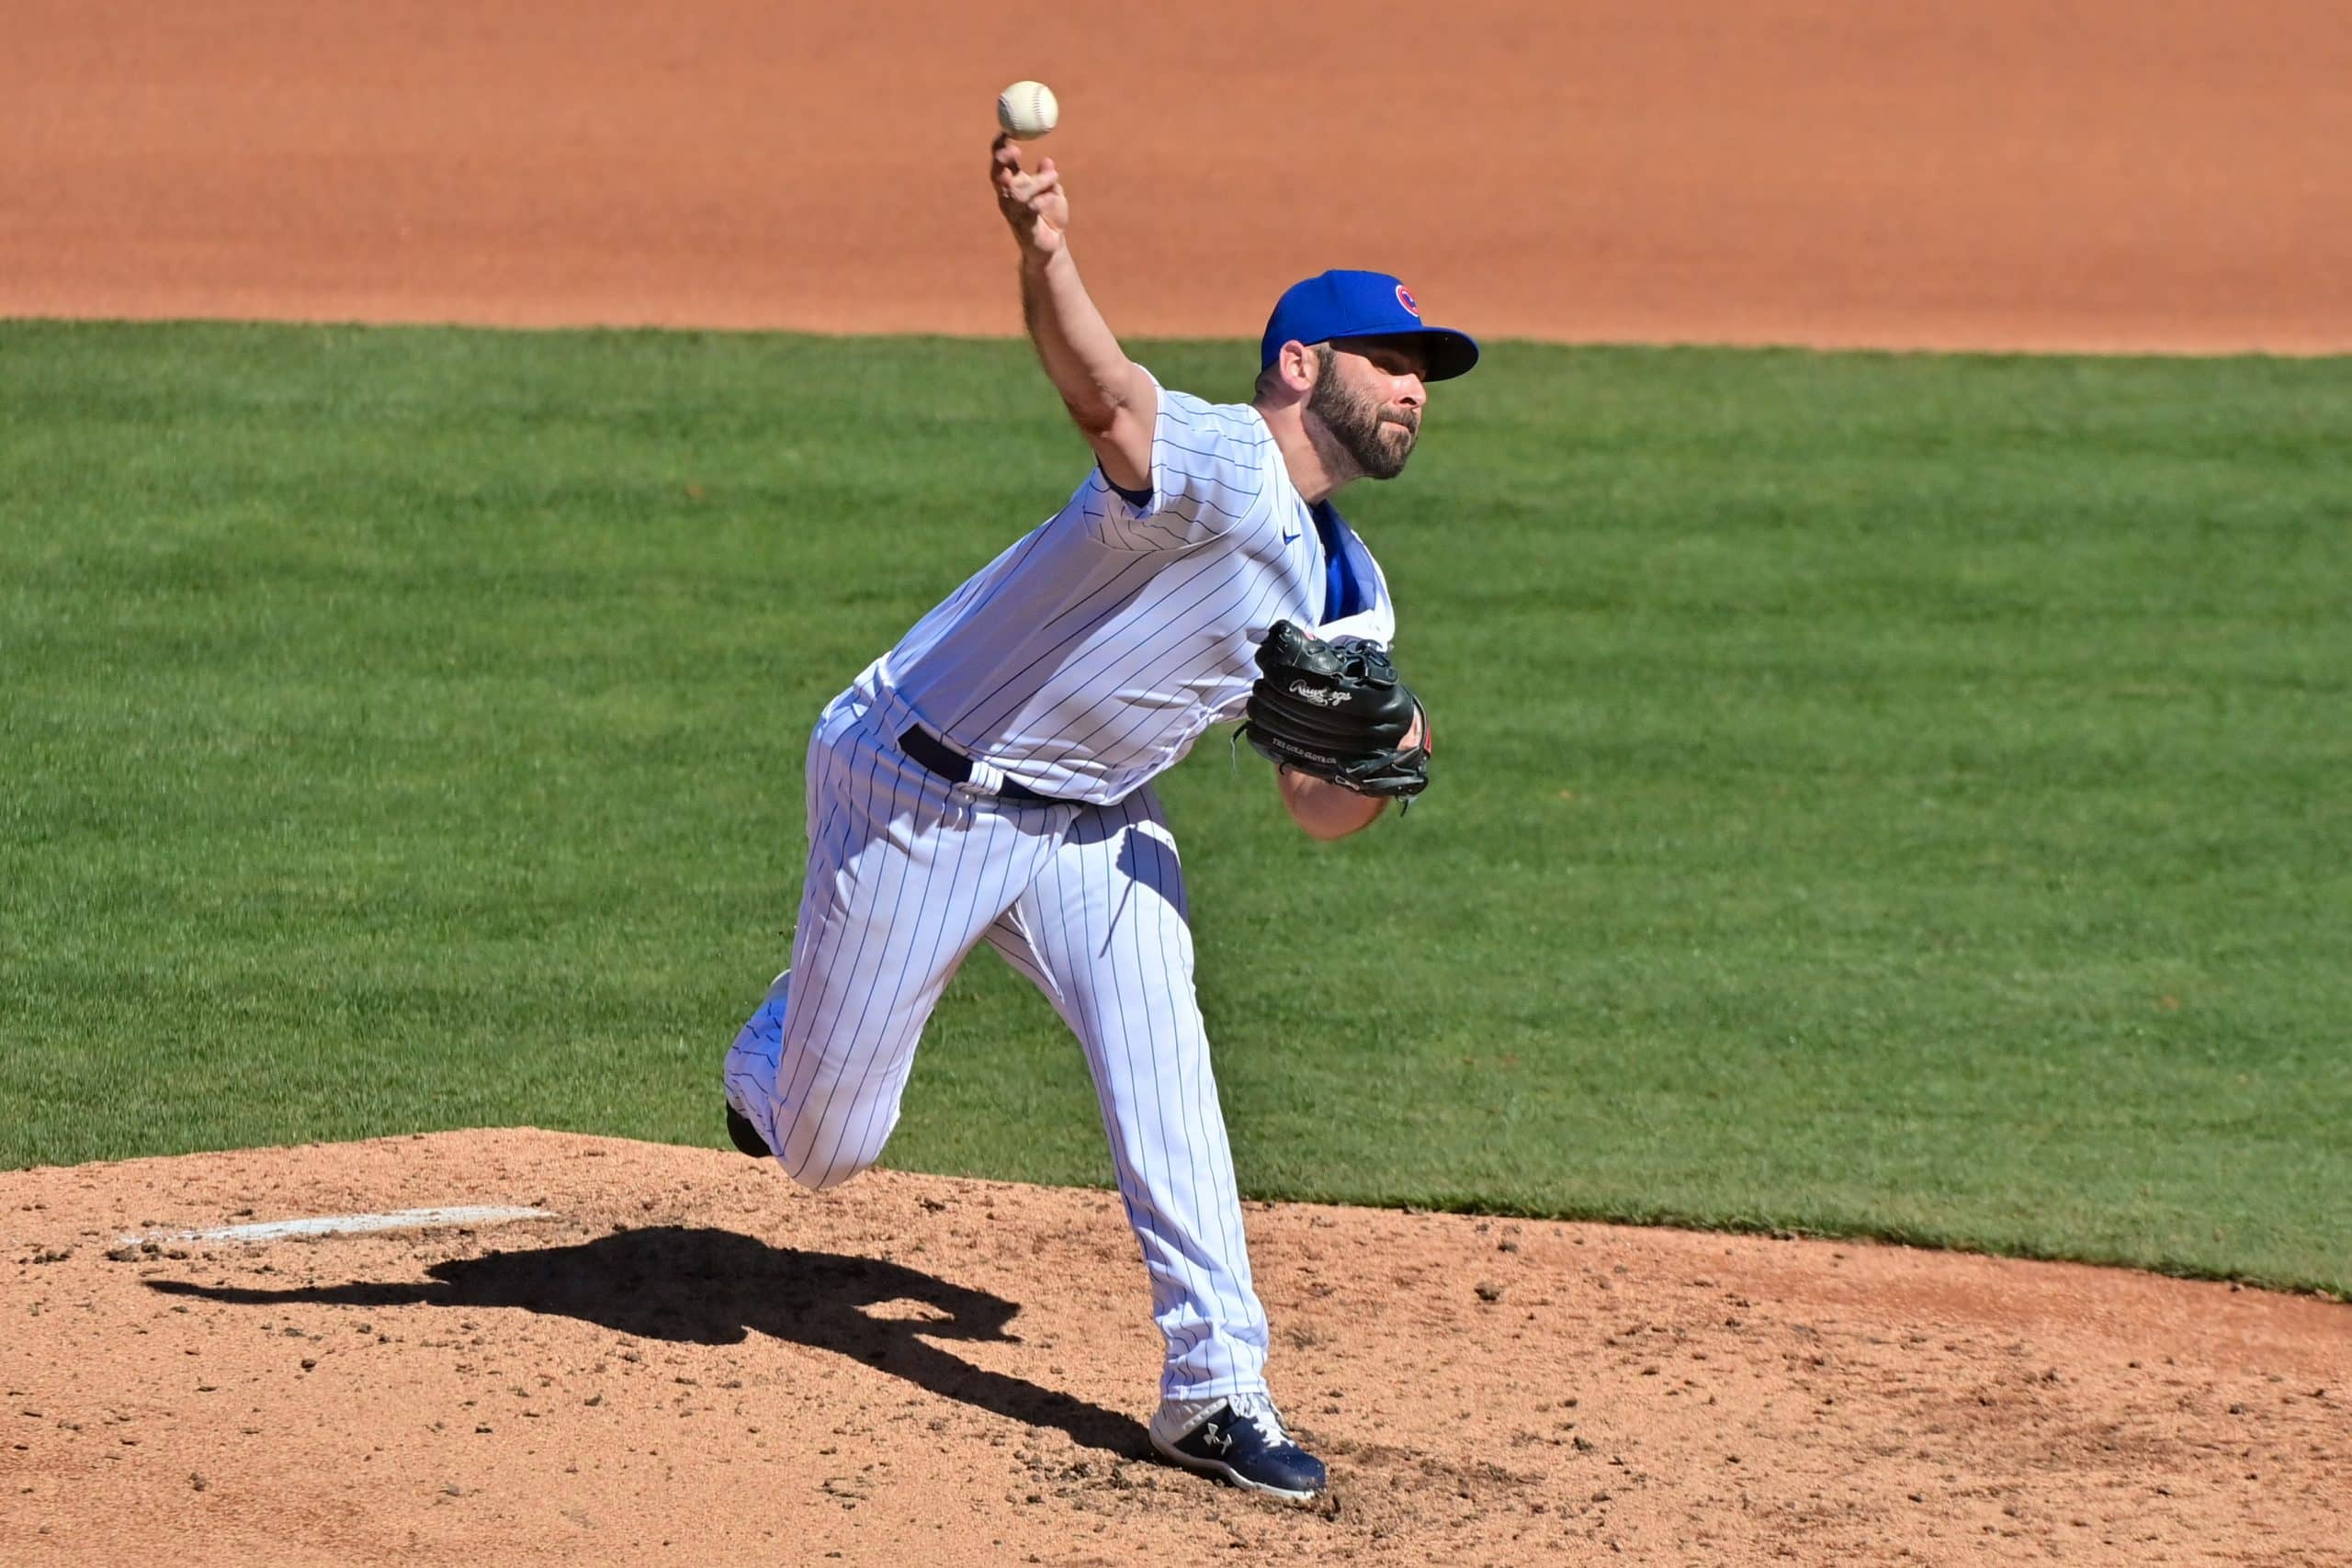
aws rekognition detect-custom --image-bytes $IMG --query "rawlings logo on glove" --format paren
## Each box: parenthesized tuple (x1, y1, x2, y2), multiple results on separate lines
(1240, 620, 1430, 801)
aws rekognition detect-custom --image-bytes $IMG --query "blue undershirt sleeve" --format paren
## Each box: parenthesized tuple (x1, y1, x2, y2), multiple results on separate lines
(1100, 466, 1154, 511)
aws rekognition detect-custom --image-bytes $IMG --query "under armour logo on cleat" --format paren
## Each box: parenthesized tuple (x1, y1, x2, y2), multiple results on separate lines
(1201, 1421, 1234, 1454)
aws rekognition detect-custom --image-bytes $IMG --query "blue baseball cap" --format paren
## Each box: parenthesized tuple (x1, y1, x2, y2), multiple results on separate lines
(1259, 269, 1480, 381)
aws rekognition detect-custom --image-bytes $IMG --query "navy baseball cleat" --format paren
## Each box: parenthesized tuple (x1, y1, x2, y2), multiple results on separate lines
(1148, 1393, 1327, 1501)
(724, 1101, 771, 1159)
(722, 969, 788, 1161)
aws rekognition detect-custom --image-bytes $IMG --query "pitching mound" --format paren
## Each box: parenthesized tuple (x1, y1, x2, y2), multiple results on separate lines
(2, 1131, 2343, 1564)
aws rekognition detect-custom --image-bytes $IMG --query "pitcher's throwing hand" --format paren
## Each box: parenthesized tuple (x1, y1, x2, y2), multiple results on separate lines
(993, 134, 1067, 258)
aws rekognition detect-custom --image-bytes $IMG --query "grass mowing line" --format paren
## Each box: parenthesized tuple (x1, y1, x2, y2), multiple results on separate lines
(3, 321, 2346, 1296)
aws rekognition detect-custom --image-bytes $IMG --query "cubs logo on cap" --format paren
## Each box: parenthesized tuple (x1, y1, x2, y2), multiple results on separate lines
(1259, 269, 1478, 381)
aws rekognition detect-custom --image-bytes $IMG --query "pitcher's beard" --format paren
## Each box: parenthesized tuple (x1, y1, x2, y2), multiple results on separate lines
(1308, 369, 1419, 480)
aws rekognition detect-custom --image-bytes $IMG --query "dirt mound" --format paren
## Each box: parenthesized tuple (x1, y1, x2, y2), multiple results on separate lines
(3, 1130, 2343, 1564)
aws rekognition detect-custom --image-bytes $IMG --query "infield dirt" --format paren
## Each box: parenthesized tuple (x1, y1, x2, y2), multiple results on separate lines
(5, 0, 2350, 351)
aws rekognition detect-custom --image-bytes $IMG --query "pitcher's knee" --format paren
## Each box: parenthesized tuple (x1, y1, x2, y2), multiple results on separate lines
(775, 1119, 890, 1191)
(782, 1152, 873, 1191)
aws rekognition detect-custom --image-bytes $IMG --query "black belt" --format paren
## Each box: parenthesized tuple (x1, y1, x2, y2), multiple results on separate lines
(898, 727, 1063, 805)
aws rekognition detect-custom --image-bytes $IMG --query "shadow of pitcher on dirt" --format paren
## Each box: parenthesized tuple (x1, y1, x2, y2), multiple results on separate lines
(147, 1224, 1148, 1458)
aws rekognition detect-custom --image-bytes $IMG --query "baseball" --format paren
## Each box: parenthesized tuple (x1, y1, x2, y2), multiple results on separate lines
(997, 80, 1058, 141)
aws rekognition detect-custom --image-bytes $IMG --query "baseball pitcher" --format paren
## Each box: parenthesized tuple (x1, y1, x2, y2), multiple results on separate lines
(721, 132, 1477, 1500)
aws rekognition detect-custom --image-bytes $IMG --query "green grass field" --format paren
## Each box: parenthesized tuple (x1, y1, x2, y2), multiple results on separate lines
(4, 321, 2346, 1295)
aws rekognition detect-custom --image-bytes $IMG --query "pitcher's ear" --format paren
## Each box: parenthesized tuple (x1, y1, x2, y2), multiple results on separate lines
(1281, 339, 1327, 390)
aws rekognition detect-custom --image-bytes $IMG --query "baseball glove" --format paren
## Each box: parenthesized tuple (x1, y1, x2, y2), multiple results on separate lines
(1241, 620, 1430, 800)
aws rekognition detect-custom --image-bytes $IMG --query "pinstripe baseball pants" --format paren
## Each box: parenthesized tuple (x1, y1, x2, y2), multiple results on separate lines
(723, 676, 1272, 1400)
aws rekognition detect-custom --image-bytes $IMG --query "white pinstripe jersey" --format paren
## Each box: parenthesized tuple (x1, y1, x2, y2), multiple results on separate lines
(880, 370, 1397, 806)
